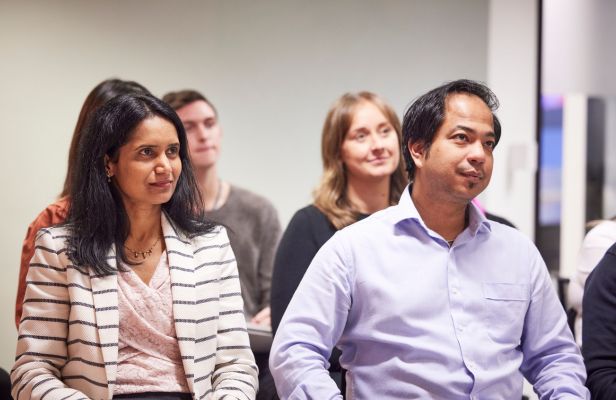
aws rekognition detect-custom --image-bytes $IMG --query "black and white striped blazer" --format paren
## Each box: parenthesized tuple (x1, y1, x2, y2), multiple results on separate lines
(11, 213, 258, 400)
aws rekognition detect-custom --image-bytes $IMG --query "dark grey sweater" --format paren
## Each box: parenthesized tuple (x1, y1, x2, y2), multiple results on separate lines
(207, 185, 281, 318)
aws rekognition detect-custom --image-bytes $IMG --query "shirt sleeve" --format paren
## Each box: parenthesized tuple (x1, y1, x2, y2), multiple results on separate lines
(519, 245, 589, 399)
(270, 208, 322, 335)
(582, 244, 616, 399)
(11, 230, 90, 400)
(269, 231, 351, 400)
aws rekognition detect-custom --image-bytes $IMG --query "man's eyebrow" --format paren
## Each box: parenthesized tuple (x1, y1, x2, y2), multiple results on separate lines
(452, 125, 495, 137)
(453, 125, 475, 133)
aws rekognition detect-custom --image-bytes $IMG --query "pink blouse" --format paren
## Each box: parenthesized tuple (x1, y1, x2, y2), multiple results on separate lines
(113, 252, 190, 395)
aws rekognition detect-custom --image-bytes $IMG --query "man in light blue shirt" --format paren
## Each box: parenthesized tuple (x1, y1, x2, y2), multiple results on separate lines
(269, 79, 588, 399)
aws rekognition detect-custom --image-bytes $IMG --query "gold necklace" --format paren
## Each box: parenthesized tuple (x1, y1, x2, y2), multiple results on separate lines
(124, 236, 161, 259)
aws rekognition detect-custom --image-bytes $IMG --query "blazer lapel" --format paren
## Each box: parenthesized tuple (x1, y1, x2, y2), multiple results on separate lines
(163, 213, 197, 393)
(89, 246, 119, 397)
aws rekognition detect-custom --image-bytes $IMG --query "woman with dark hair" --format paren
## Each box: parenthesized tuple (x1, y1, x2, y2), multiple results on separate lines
(15, 78, 151, 328)
(12, 93, 257, 400)
(269, 91, 406, 391)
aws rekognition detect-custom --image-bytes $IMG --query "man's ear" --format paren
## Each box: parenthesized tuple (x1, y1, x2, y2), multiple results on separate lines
(408, 141, 426, 169)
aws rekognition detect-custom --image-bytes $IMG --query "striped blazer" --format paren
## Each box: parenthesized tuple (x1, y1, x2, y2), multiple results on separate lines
(11, 213, 258, 400)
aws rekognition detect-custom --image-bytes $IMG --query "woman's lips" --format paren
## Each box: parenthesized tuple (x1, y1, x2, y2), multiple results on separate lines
(368, 156, 390, 164)
(150, 180, 173, 189)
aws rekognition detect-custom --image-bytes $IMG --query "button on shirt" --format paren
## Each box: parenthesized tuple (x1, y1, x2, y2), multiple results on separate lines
(270, 188, 588, 399)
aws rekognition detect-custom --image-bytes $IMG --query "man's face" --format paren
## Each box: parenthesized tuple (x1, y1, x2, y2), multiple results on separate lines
(175, 100, 222, 170)
(409, 93, 496, 204)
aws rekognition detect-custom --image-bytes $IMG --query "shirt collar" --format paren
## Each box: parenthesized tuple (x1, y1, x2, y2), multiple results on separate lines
(391, 185, 492, 237)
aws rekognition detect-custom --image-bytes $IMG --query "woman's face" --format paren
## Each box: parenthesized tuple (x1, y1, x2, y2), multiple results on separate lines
(106, 116, 182, 210)
(340, 101, 400, 183)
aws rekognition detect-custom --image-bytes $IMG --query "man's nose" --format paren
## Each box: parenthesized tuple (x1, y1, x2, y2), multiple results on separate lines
(196, 123, 209, 140)
(468, 141, 487, 164)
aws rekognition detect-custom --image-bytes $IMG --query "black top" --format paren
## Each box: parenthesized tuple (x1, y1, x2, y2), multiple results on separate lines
(485, 211, 516, 228)
(270, 205, 339, 334)
(582, 242, 616, 399)
(270, 204, 367, 380)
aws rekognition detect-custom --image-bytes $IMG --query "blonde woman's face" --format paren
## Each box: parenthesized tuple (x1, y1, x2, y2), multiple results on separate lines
(340, 101, 400, 183)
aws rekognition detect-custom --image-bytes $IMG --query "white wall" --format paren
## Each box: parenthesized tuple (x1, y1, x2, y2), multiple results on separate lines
(560, 95, 588, 279)
(604, 99, 616, 217)
(485, 0, 538, 238)
(543, 0, 616, 97)
(0, 0, 492, 372)
(486, 2, 539, 398)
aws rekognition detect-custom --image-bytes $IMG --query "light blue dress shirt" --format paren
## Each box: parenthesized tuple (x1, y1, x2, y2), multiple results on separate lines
(270, 187, 588, 399)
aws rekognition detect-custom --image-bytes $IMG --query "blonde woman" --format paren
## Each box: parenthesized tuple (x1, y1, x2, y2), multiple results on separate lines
(269, 92, 406, 391)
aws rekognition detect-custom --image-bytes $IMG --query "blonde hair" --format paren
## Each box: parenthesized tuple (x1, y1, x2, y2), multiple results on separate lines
(313, 92, 407, 229)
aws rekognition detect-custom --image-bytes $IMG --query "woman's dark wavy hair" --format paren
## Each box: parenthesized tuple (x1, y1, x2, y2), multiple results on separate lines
(66, 93, 214, 275)
(401, 79, 501, 181)
(62, 78, 151, 198)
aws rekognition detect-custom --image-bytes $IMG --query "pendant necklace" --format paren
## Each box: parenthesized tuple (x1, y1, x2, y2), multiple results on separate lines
(124, 236, 161, 259)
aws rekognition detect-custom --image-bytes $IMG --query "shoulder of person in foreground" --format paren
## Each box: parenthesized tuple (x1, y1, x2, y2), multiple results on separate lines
(583, 243, 616, 400)
(16, 197, 70, 328)
(578, 219, 616, 274)
(567, 219, 616, 333)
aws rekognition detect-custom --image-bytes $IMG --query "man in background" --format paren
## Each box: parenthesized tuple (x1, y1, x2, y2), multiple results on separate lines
(164, 90, 281, 399)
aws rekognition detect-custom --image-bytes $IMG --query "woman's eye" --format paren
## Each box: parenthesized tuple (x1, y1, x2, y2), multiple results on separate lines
(140, 147, 154, 156)
(167, 146, 180, 156)
(380, 127, 392, 136)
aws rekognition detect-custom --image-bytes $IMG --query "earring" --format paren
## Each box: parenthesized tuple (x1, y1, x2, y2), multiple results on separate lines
(106, 170, 112, 183)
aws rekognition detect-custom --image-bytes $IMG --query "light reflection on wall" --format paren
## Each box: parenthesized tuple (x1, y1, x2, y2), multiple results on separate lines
(539, 95, 564, 226)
